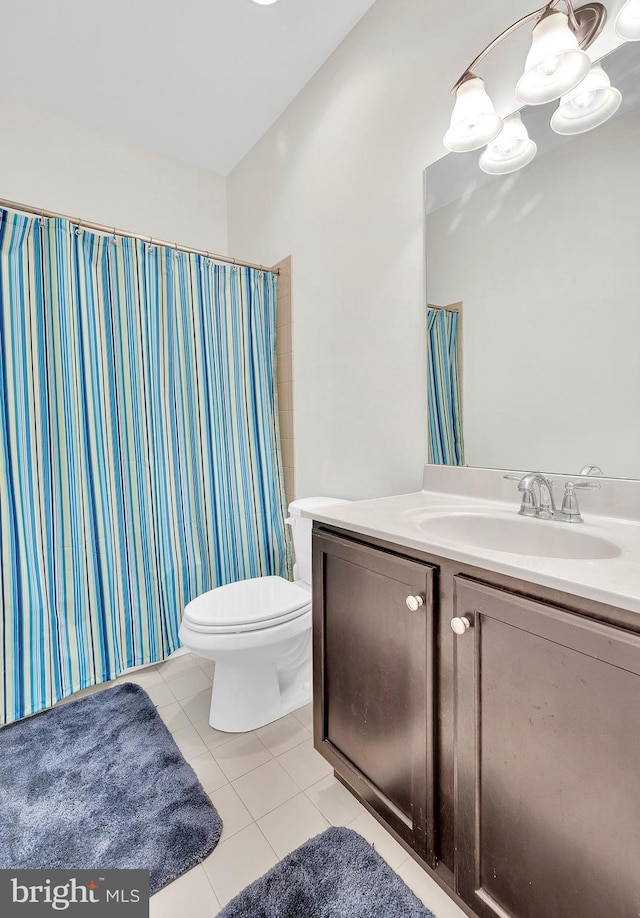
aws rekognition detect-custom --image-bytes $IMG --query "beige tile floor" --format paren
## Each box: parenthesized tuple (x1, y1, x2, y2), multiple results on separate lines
(62, 652, 465, 917)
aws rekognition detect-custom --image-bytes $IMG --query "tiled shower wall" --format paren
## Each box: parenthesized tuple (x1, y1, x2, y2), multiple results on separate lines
(274, 256, 295, 507)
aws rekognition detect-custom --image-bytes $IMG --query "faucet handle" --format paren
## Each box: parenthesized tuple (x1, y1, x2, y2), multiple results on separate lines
(579, 465, 604, 477)
(503, 474, 522, 482)
(561, 480, 601, 523)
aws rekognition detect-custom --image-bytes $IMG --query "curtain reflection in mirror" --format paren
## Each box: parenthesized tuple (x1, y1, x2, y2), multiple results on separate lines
(427, 305, 465, 466)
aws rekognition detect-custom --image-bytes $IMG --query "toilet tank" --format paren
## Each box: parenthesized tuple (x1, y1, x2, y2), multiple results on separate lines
(287, 497, 350, 587)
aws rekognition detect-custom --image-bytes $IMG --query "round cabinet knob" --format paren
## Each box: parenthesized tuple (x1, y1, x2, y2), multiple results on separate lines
(406, 595, 424, 612)
(451, 616, 472, 635)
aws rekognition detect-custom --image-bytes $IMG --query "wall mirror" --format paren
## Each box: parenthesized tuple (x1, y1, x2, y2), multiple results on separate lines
(424, 40, 640, 480)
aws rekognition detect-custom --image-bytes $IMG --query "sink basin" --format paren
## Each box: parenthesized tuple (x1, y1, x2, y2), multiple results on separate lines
(414, 513, 621, 560)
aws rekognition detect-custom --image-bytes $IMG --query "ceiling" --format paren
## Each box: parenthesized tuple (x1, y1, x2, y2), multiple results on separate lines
(0, 0, 377, 175)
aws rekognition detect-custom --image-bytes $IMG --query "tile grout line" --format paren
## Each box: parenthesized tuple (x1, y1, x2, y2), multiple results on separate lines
(230, 781, 302, 824)
(194, 722, 279, 757)
(198, 856, 222, 904)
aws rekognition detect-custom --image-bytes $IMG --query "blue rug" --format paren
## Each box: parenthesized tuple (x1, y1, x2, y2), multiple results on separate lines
(0, 682, 222, 893)
(219, 827, 436, 917)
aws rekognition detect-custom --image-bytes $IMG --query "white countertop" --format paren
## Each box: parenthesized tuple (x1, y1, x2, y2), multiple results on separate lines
(304, 466, 640, 615)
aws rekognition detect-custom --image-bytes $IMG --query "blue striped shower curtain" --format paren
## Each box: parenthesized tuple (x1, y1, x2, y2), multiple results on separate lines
(0, 207, 290, 725)
(426, 307, 464, 466)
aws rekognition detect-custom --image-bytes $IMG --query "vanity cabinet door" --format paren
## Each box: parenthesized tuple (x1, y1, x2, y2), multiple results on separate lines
(453, 576, 640, 918)
(312, 530, 436, 863)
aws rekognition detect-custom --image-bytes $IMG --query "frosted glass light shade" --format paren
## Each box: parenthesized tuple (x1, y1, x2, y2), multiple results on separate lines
(551, 63, 622, 135)
(479, 112, 537, 175)
(516, 11, 591, 105)
(615, 0, 640, 39)
(443, 76, 503, 152)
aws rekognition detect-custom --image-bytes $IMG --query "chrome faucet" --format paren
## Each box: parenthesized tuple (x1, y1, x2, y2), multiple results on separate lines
(517, 473, 556, 519)
(504, 473, 601, 524)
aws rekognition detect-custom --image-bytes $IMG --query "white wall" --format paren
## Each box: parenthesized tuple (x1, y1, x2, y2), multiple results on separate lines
(0, 98, 228, 254)
(226, 0, 624, 500)
(227, 0, 461, 500)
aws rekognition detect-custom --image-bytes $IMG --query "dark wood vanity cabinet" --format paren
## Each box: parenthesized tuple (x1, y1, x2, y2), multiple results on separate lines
(454, 577, 640, 918)
(312, 529, 436, 862)
(313, 524, 640, 918)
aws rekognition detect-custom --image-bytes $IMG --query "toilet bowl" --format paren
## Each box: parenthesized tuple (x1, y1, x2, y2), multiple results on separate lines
(178, 497, 349, 733)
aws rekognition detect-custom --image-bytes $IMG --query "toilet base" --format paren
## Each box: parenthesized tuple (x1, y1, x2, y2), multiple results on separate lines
(209, 657, 312, 733)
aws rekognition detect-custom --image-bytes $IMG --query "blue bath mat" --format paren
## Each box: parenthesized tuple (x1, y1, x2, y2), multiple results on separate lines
(0, 682, 222, 893)
(218, 827, 436, 917)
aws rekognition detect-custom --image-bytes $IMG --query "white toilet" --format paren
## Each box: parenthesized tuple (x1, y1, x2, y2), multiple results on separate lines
(178, 497, 348, 733)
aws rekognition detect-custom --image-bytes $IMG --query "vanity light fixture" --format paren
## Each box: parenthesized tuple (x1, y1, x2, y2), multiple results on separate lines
(479, 112, 538, 174)
(516, 9, 592, 104)
(249, 0, 280, 5)
(550, 62, 622, 133)
(443, 76, 503, 152)
(443, 1, 627, 172)
(615, 0, 640, 39)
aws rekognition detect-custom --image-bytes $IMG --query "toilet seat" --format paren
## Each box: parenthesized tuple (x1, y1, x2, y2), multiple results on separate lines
(183, 576, 311, 634)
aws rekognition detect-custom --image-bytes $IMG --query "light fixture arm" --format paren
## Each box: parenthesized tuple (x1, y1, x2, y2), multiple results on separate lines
(450, 0, 605, 94)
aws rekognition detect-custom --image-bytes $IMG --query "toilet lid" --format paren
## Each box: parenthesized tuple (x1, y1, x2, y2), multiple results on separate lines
(183, 576, 311, 634)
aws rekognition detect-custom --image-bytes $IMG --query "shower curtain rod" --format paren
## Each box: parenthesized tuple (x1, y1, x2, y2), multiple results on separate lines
(427, 303, 461, 313)
(0, 196, 279, 275)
